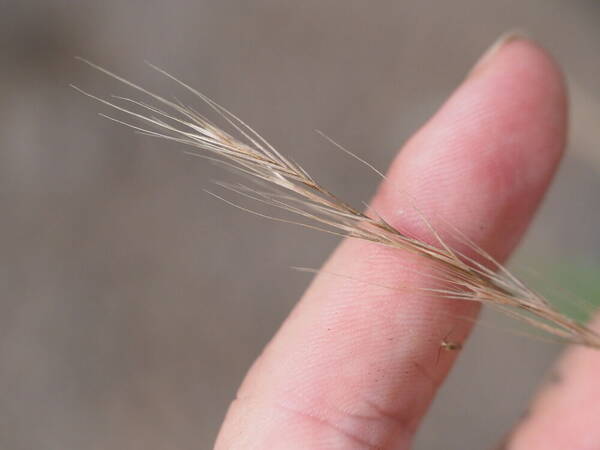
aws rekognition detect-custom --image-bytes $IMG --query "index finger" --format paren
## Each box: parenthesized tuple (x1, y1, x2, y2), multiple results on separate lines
(216, 37, 567, 449)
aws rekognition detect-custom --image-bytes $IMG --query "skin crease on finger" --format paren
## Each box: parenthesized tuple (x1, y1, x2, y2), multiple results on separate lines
(215, 38, 566, 450)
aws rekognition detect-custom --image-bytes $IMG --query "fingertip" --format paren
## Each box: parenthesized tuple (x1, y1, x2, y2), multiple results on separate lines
(470, 36, 567, 144)
(376, 36, 567, 260)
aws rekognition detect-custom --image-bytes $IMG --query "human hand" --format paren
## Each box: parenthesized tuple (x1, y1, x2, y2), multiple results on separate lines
(215, 36, 589, 449)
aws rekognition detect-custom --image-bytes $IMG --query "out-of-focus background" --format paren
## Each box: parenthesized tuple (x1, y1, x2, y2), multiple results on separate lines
(1, 1, 600, 448)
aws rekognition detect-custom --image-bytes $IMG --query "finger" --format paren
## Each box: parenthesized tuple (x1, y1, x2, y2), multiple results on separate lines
(502, 316, 600, 449)
(216, 36, 567, 449)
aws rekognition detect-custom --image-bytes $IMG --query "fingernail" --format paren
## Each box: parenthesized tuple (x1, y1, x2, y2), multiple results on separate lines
(469, 30, 529, 77)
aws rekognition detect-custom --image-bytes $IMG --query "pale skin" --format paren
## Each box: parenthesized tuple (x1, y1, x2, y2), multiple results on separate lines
(215, 37, 600, 449)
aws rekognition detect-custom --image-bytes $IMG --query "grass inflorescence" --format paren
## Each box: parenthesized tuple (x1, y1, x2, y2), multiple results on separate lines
(73, 59, 600, 350)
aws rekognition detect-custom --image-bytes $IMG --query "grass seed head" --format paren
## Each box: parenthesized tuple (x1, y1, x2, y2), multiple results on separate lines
(74, 59, 600, 350)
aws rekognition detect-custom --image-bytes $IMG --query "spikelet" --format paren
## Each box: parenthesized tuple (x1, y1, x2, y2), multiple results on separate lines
(73, 59, 600, 349)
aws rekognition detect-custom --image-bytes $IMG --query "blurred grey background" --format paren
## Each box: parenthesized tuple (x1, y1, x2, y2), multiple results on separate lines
(1, 1, 600, 449)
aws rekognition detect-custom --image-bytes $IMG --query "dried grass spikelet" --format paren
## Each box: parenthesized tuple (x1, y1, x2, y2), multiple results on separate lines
(73, 59, 600, 349)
